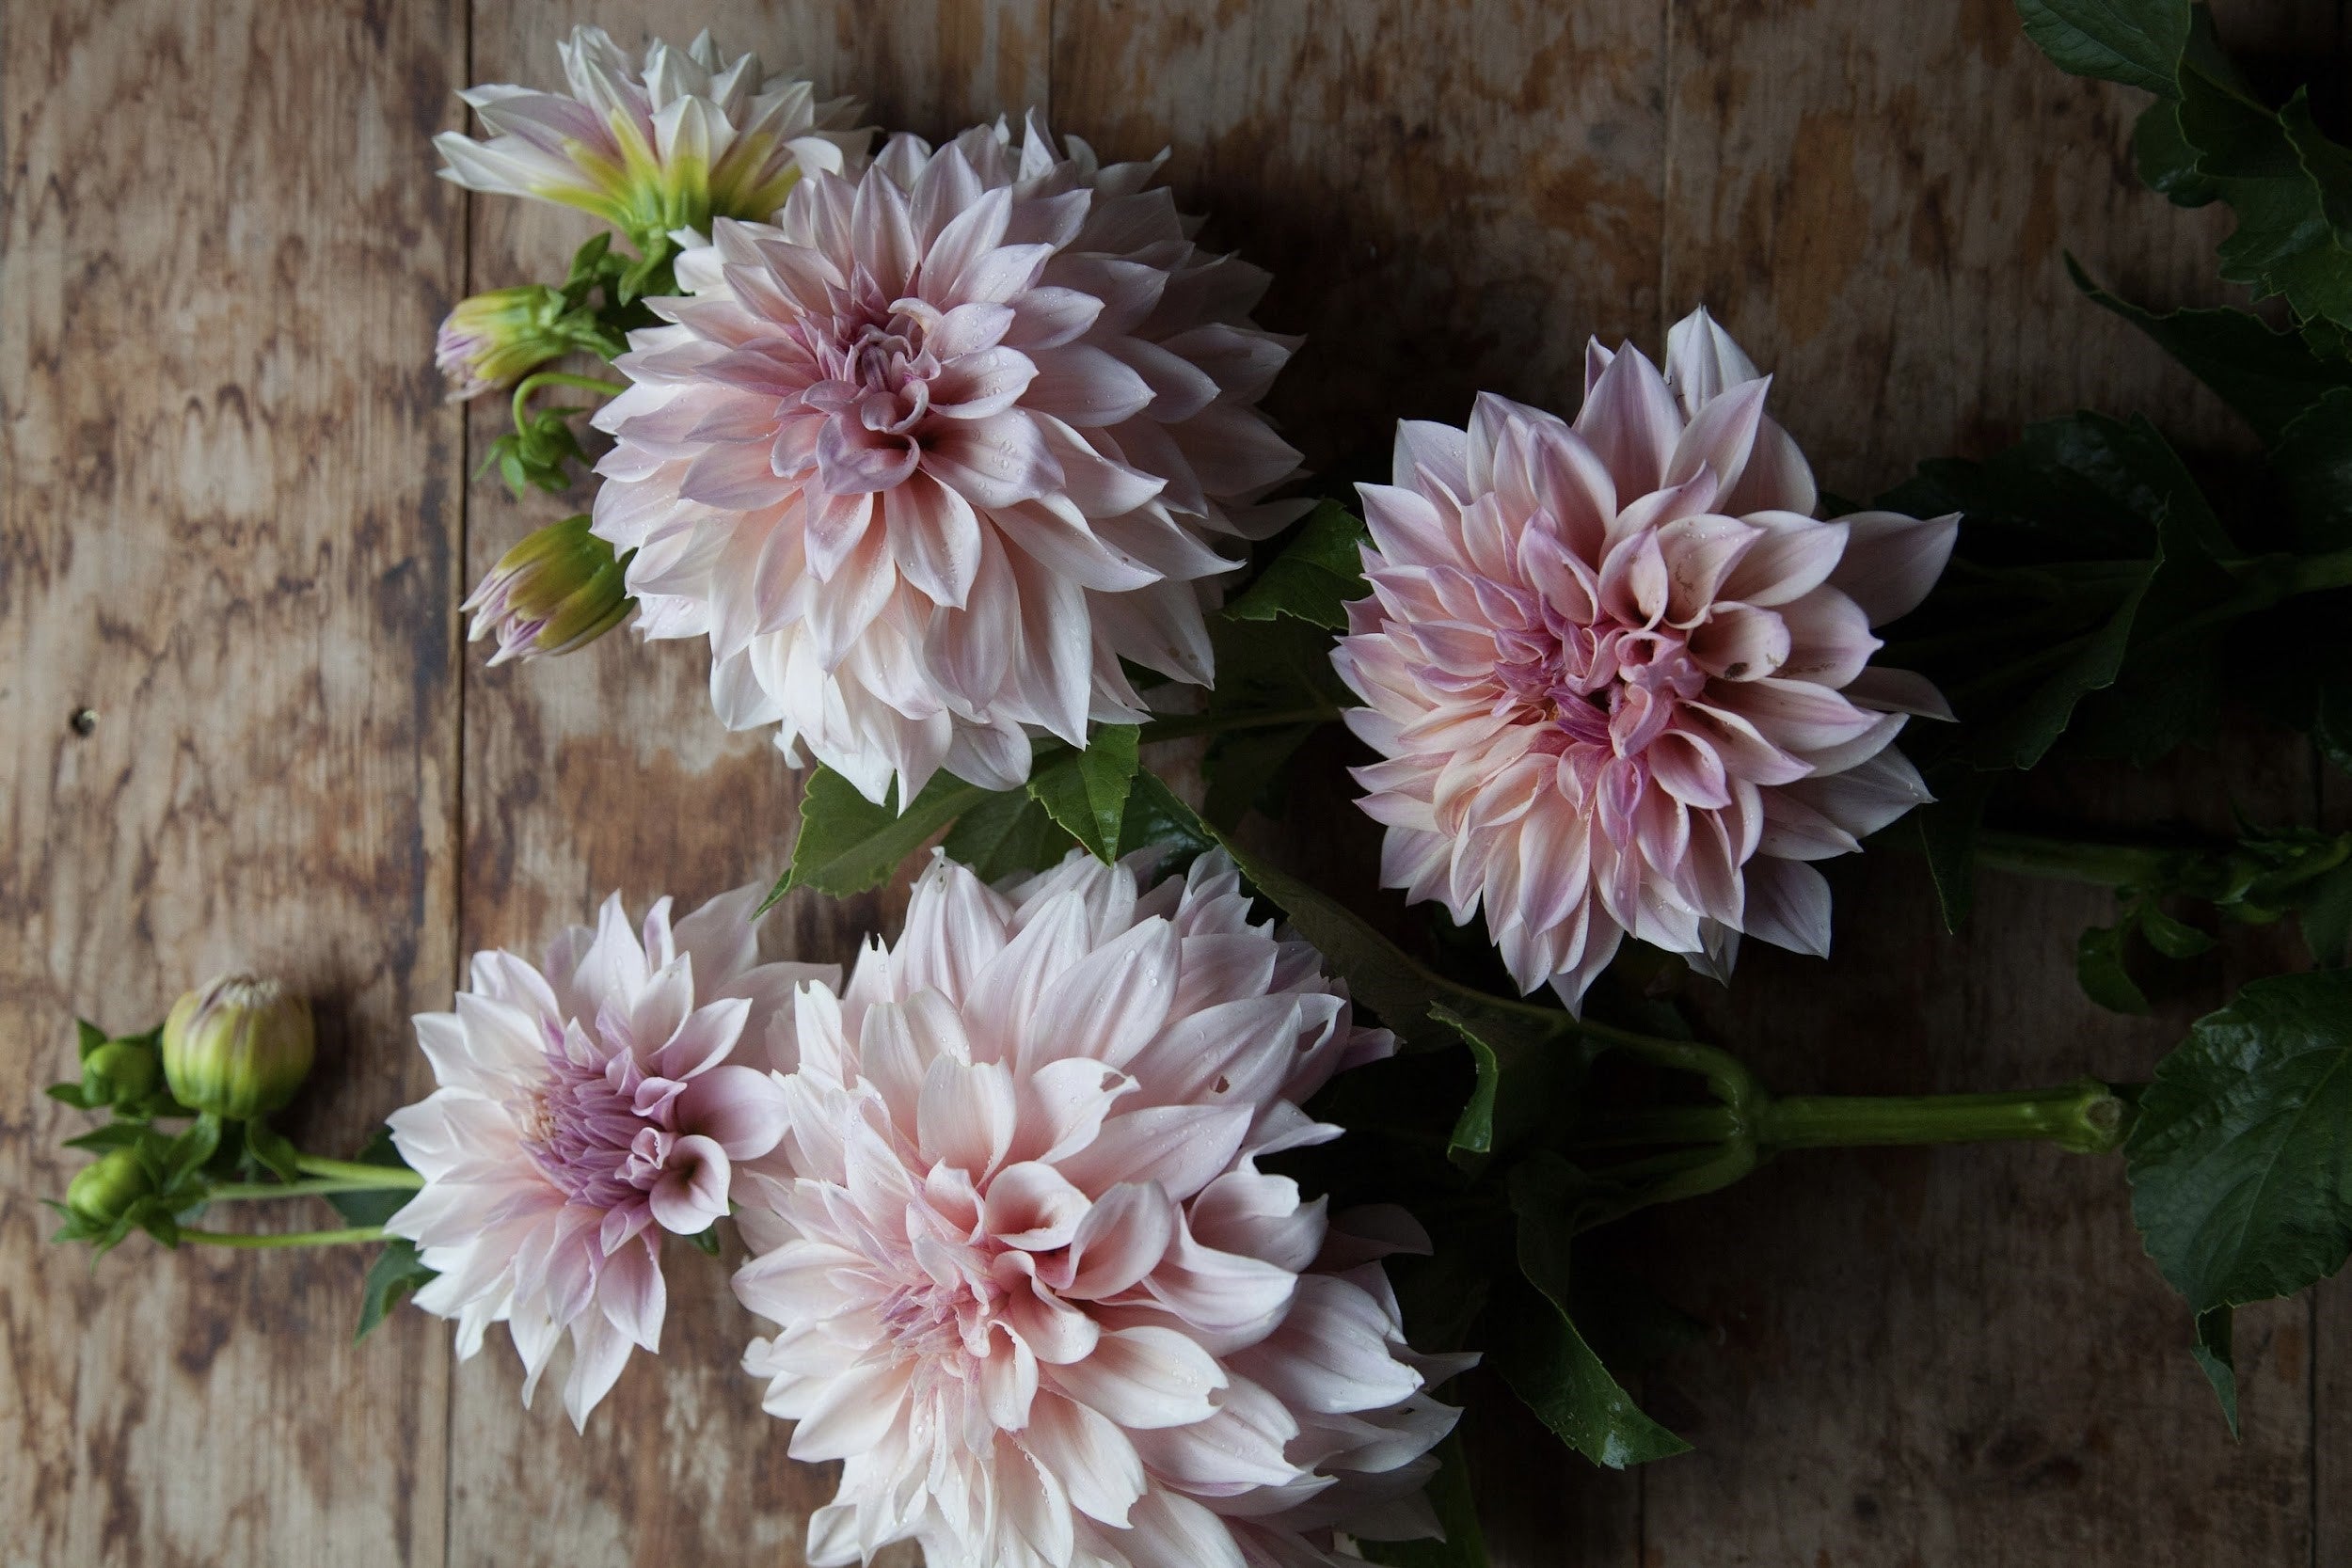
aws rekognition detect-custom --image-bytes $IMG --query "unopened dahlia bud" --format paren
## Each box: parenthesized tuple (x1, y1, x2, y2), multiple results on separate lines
(435, 284, 580, 401)
(162, 975, 315, 1120)
(66, 1148, 154, 1226)
(462, 514, 633, 664)
(83, 1037, 161, 1106)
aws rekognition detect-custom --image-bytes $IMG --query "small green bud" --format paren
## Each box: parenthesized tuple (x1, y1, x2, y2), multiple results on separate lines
(436, 284, 581, 401)
(85, 1037, 161, 1104)
(67, 1148, 153, 1225)
(462, 514, 635, 664)
(162, 975, 315, 1120)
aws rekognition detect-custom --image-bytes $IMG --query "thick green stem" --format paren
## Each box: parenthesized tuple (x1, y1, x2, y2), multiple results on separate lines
(1589, 1078, 2130, 1159)
(208, 1177, 416, 1202)
(178, 1226, 387, 1249)
(1972, 829, 2174, 890)
(293, 1157, 422, 1189)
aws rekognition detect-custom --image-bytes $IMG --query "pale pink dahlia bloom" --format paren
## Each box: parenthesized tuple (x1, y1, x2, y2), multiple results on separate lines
(386, 886, 834, 1428)
(1333, 308, 1958, 1006)
(591, 117, 1307, 804)
(733, 849, 1467, 1568)
(436, 27, 867, 249)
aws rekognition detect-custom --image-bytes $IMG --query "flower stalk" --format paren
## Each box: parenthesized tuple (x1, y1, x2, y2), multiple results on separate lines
(177, 1226, 388, 1249)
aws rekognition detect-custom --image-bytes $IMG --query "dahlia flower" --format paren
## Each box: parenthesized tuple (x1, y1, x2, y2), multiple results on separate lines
(435, 26, 868, 252)
(386, 886, 834, 1428)
(591, 117, 1307, 804)
(734, 849, 1467, 1568)
(1333, 308, 1958, 1006)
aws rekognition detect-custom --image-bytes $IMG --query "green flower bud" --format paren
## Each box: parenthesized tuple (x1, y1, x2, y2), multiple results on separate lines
(85, 1037, 161, 1104)
(461, 514, 635, 664)
(435, 284, 580, 401)
(67, 1148, 153, 1226)
(162, 975, 315, 1120)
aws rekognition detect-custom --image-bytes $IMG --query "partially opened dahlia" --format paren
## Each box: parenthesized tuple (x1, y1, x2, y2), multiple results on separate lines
(733, 849, 1466, 1568)
(1334, 308, 1958, 1006)
(386, 886, 834, 1428)
(435, 26, 868, 249)
(592, 117, 1306, 804)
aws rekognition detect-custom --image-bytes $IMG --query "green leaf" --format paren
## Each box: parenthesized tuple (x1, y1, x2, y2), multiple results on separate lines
(2077, 921, 2153, 1013)
(941, 787, 1076, 881)
(2138, 903, 2217, 958)
(2300, 860, 2352, 967)
(163, 1114, 222, 1187)
(2190, 1305, 2240, 1437)
(1912, 769, 1991, 930)
(1433, 1004, 1577, 1170)
(2127, 969, 2352, 1310)
(1357, 1433, 1489, 1567)
(355, 1238, 437, 1343)
(45, 1082, 92, 1110)
(1489, 1154, 1690, 1467)
(2015, 0, 2189, 98)
(1192, 615, 1350, 830)
(2068, 258, 2352, 442)
(2273, 386, 2352, 551)
(1026, 725, 1140, 862)
(62, 1123, 150, 1153)
(1223, 499, 1371, 630)
(244, 1120, 304, 1184)
(1114, 769, 1216, 871)
(771, 766, 994, 906)
(686, 1227, 723, 1258)
(326, 1129, 421, 1229)
(75, 1019, 106, 1062)
(1200, 721, 1322, 829)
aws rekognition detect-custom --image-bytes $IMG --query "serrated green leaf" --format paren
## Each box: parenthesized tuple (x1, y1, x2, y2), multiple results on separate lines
(1114, 769, 1216, 871)
(1357, 1433, 1489, 1567)
(771, 766, 995, 906)
(1026, 725, 1140, 862)
(2068, 258, 2352, 442)
(326, 1129, 421, 1229)
(2127, 970, 2352, 1310)
(355, 1238, 437, 1343)
(1489, 1153, 1690, 1468)
(1223, 499, 1370, 630)
(941, 787, 1076, 880)
(2016, 0, 2189, 98)
(2191, 1305, 2240, 1436)
(2138, 902, 2217, 958)
(2076, 922, 2153, 1013)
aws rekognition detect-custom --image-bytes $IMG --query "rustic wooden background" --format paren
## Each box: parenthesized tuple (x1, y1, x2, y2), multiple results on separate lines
(6, 0, 2347, 1562)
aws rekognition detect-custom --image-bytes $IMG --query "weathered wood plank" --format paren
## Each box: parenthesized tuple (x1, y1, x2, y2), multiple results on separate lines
(0, 1, 466, 1562)
(1638, 1, 2333, 1562)
(443, 7, 1046, 1564)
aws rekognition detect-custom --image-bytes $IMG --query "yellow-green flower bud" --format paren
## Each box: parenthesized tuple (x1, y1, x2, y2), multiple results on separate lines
(85, 1037, 160, 1103)
(67, 1148, 153, 1225)
(435, 284, 577, 401)
(162, 975, 315, 1120)
(461, 514, 635, 664)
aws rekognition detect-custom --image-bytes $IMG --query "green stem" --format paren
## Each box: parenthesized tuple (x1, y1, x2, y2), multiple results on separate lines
(1972, 829, 2175, 890)
(511, 370, 628, 432)
(293, 1157, 423, 1190)
(178, 1226, 387, 1249)
(207, 1177, 415, 1202)
(1589, 1078, 2130, 1159)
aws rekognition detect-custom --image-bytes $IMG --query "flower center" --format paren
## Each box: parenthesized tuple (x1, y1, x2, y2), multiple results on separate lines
(517, 1041, 659, 1211)
(1495, 603, 1708, 758)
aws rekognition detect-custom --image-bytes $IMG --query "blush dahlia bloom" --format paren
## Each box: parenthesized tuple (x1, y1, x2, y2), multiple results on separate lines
(435, 27, 868, 249)
(733, 849, 1467, 1568)
(386, 886, 834, 1428)
(591, 117, 1307, 805)
(1333, 308, 1959, 1006)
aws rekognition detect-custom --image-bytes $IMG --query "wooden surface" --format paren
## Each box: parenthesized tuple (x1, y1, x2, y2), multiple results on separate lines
(2, 1, 2343, 1564)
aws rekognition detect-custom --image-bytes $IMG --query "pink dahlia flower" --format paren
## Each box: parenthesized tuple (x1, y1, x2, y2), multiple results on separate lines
(733, 849, 1468, 1568)
(386, 886, 834, 1428)
(1333, 307, 1958, 1006)
(436, 27, 868, 251)
(591, 117, 1307, 804)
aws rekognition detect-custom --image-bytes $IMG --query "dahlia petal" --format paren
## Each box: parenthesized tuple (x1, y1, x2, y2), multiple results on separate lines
(882, 470, 984, 608)
(1023, 343, 1157, 425)
(1718, 513, 1848, 607)
(1026, 1393, 1149, 1528)
(1843, 664, 1953, 721)
(563, 1312, 636, 1432)
(1120, 1490, 1248, 1568)
(1742, 855, 1833, 957)
(1662, 304, 1763, 412)
(1828, 509, 1961, 626)
(1057, 1103, 1253, 1201)
(675, 1062, 789, 1158)
(924, 410, 1064, 508)
(916, 1055, 1018, 1178)
(787, 1355, 914, 1460)
(1047, 1326, 1224, 1430)
(1665, 376, 1771, 497)
(648, 1133, 732, 1233)
(1575, 343, 1681, 498)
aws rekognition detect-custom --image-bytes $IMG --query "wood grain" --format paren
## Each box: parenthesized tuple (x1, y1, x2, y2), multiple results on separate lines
(0, 0, 466, 1562)
(8, 1, 2351, 1564)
